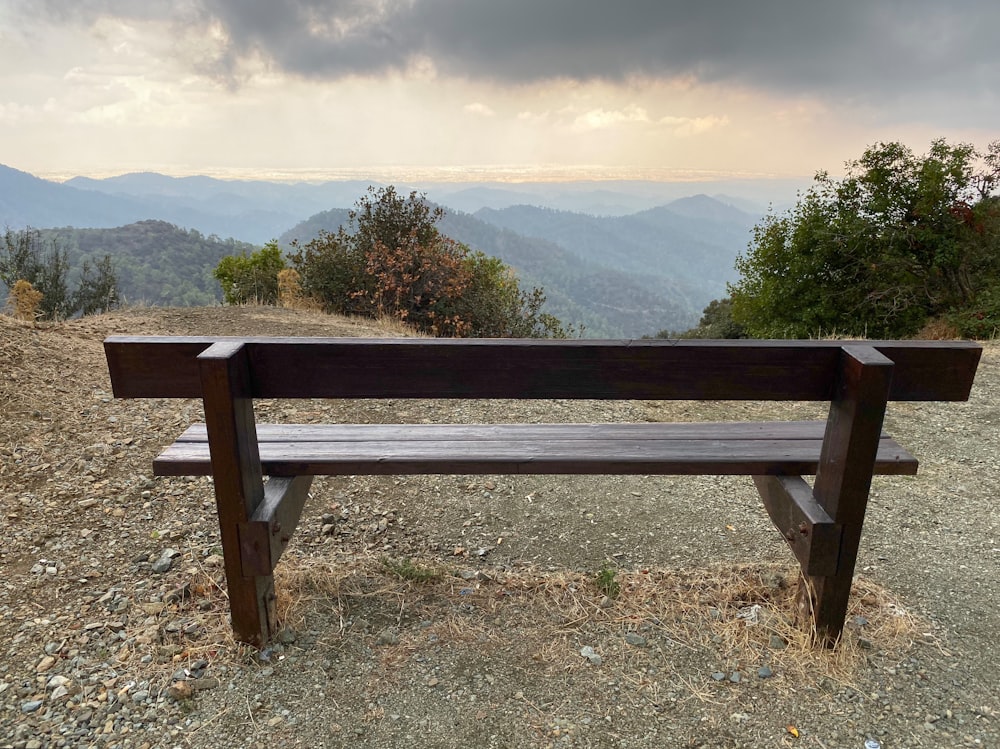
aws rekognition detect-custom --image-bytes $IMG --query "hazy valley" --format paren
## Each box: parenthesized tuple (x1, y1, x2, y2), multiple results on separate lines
(0, 164, 794, 336)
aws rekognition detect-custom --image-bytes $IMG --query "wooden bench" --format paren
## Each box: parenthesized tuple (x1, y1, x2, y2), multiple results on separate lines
(103, 336, 982, 647)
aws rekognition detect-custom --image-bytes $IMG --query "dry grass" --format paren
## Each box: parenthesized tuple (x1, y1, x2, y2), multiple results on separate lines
(265, 553, 927, 693)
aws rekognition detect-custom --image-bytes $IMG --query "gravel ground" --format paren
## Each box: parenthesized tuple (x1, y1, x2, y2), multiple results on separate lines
(1, 306, 997, 749)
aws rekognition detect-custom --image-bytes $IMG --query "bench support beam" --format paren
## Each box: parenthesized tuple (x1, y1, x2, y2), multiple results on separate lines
(803, 346, 894, 644)
(754, 475, 841, 577)
(239, 476, 314, 577)
(198, 342, 275, 646)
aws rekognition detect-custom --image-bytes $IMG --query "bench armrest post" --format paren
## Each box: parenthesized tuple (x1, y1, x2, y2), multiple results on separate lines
(198, 341, 274, 646)
(805, 345, 894, 643)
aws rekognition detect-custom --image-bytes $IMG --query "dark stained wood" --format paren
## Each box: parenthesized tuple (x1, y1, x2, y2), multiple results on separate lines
(804, 346, 895, 644)
(152, 422, 918, 477)
(239, 476, 314, 577)
(102, 335, 982, 647)
(171, 421, 891, 443)
(754, 475, 842, 577)
(104, 337, 982, 402)
(197, 342, 273, 647)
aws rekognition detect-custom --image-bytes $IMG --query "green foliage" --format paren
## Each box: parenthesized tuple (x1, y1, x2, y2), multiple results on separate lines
(650, 297, 746, 339)
(945, 284, 1000, 339)
(38, 221, 257, 307)
(1, 227, 119, 319)
(595, 561, 621, 599)
(74, 254, 120, 315)
(290, 186, 568, 338)
(381, 557, 441, 584)
(213, 241, 287, 305)
(730, 139, 1000, 338)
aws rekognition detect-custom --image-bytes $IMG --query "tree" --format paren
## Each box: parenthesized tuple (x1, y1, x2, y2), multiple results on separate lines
(290, 187, 568, 338)
(213, 241, 287, 305)
(74, 254, 121, 315)
(649, 298, 746, 339)
(1, 227, 118, 319)
(729, 139, 1000, 338)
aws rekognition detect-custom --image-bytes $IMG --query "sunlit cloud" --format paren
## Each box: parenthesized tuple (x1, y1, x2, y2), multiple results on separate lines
(659, 114, 730, 136)
(464, 102, 495, 117)
(572, 105, 650, 132)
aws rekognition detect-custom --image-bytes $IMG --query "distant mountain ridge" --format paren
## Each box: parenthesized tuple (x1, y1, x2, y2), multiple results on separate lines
(2, 164, 767, 336)
(276, 198, 754, 336)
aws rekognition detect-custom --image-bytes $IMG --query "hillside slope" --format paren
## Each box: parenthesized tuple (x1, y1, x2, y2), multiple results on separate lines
(1, 307, 997, 748)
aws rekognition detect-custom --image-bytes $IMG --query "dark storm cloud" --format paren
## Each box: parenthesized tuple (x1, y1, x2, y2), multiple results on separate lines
(25, 0, 1000, 102)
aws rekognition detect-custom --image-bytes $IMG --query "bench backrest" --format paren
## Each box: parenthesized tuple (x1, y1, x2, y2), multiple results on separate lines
(104, 337, 981, 403)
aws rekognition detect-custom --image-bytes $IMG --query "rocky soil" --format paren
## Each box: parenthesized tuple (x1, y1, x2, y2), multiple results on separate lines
(1, 306, 998, 749)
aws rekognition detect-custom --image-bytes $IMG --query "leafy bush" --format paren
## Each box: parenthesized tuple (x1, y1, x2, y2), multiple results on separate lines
(946, 285, 1000, 339)
(729, 139, 1000, 339)
(1, 227, 119, 319)
(290, 186, 568, 338)
(650, 298, 746, 339)
(213, 241, 286, 305)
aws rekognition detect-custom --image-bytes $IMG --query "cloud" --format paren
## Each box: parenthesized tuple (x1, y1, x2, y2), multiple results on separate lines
(464, 102, 495, 117)
(572, 106, 650, 132)
(659, 114, 729, 137)
(12, 0, 1000, 128)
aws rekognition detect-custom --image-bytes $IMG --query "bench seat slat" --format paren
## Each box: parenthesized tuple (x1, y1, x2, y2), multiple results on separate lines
(154, 422, 917, 477)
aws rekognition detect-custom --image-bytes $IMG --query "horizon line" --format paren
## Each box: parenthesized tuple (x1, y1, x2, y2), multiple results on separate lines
(32, 164, 815, 185)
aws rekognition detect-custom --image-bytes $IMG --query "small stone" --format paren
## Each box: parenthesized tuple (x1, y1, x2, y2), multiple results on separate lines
(376, 628, 400, 646)
(267, 716, 284, 727)
(711, 672, 726, 681)
(131, 690, 150, 702)
(758, 666, 774, 679)
(579, 646, 602, 666)
(278, 628, 297, 645)
(166, 682, 193, 701)
(624, 633, 647, 647)
(204, 554, 224, 567)
(598, 596, 614, 609)
(151, 553, 175, 574)
(769, 635, 788, 650)
(729, 672, 742, 684)
(321, 524, 336, 535)
(21, 699, 44, 713)
(50, 685, 69, 700)
(36, 655, 56, 673)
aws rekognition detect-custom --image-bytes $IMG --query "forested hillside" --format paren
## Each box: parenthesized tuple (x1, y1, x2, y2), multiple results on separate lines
(37, 221, 257, 306)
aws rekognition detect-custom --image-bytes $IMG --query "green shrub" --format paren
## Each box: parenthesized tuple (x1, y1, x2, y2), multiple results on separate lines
(213, 241, 286, 305)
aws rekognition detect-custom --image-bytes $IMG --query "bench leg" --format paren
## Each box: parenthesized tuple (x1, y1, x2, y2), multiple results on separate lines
(198, 342, 275, 646)
(805, 345, 894, 644)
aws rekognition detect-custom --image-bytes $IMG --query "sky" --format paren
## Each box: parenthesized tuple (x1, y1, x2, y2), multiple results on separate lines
(1, 0, 998, 183)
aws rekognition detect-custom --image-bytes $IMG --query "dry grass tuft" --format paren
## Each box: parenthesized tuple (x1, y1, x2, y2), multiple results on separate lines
(914, 316, 964, 340)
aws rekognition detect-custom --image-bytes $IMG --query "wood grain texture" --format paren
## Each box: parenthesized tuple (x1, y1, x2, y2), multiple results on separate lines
(754, 475, 842, 577)
(197, 342, 272, 647)
(104, 337, 982, 402)
(152, 421, 918, 477)
(805, 346, 895, 644)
